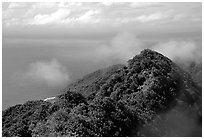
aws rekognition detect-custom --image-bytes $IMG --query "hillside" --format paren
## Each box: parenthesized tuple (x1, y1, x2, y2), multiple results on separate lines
(2, 49, 202, 137)
(65, 64, 124, 98)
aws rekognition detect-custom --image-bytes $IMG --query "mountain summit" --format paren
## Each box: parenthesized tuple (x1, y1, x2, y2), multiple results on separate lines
(2, 49, 202, 137)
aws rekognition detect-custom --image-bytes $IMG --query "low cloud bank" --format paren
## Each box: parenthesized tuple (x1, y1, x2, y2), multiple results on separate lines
(25, 59, 69, 87)
(97, 32, 201, 65)
(96, 32, 144, 62)
(152, 40, 201, 64)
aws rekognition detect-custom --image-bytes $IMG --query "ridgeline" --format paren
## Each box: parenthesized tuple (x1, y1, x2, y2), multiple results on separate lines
(2, 49, 202, 137)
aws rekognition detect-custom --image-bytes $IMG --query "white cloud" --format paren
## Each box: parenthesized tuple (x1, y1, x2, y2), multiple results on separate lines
(137, 10, 173, 23)
(3, 2, 201, 29)
(173, 14, 187, 21)
(95, 32, 201, 65)
(3, 18, 19, 27)
(101, 2, 113, 6)
(58, 2, 69, 8)
(76, 10, 99, 23)
(29, 8, 99, 25)
(129, 2, 157, 8)
(58, 2, 82, 7)
(8, 3, 19, 9)
(152, 40, 201, 63)
(96, 32, 144, 61)
(30, 9, 70, 25)
(8, 3, 25, 9)
(25, 59, 69, 86)
(31, 3, 57, 9)
(137, 13, 163, 22)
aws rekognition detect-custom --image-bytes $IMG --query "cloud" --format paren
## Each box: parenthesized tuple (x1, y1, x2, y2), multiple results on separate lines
(58, 2, 82, 7)
(76, 10, 99, 23)
(2, 2, 201, 30)
(101, 2, 113, 6)
(96, 32, 144, 61)
(137, 10, 173, 23)
(129, 2, 158, 8)
(25, 59, 69, 86)
(137, 13, 163, 22)
(173, 14, 187, 21)
(30, 9, 71, 25)
(28, 8, 99, 25)
(31, 2, 57, 9)
(152, 40, 201, 64)
(8, 3, 25, 9)
(95, 32, 201, 65)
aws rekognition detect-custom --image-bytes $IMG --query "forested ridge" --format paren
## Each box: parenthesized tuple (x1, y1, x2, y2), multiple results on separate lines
(2, 49, 202, 137)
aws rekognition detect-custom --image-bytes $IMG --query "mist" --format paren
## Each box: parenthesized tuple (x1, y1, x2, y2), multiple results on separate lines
(152, 40, 202, 64)
(24, 58, 70, 87)
(94, 32, 202, 66)
(135, 107, 202, 136)
(2, 2, 201, 112)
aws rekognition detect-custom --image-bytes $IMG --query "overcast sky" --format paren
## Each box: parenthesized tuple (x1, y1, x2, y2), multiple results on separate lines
(2, 2, 202, 109)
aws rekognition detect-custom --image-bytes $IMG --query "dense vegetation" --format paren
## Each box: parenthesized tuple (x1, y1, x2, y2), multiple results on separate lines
(2, 49, 202, 137)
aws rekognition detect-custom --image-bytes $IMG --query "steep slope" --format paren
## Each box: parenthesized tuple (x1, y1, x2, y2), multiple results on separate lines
(2, 100, 48, 136)
(65, 64, 124, 98)
(2, 49, 202, 137)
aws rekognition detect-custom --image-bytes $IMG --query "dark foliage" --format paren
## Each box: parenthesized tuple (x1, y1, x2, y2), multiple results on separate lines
(66, 64, 125, 98)
(2, 49, 202, 137)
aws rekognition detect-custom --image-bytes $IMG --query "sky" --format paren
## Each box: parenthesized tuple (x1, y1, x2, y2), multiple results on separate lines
(2, 2, 202, 109)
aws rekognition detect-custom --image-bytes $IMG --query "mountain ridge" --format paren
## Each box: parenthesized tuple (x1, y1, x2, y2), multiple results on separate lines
(2, 49, 202, 137)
